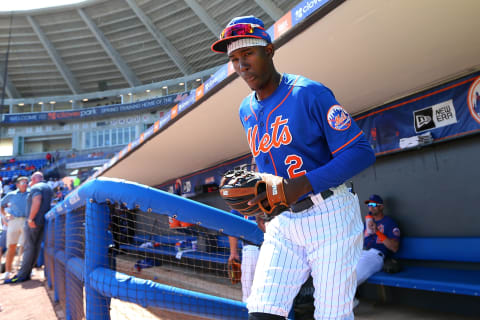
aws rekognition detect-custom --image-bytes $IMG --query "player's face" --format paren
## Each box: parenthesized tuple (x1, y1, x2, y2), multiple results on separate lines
(228, 45, 273, 91)
(16, 180, 28, 192)
(368, 203, 383, 216)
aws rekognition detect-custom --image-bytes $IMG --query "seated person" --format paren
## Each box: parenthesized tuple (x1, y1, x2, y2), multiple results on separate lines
(357, 194, 401, 286)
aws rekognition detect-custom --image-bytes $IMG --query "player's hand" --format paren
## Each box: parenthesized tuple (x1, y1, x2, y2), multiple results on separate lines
(247, 192, 269, 209)
(28, 219, 37, 229)
(228, 251, 240, 264)
(255, 215, 266, 233)
(247, 174, 313, 213)
(366, 217, 376, 235)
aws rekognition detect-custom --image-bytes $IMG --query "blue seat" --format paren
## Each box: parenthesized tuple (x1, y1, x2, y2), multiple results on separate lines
(367, 237, 480, 296)
(120, 233, 230, 266)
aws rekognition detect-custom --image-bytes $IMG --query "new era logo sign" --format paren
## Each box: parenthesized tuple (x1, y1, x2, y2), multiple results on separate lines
(414, 108, 435, 132)
(416, 114, 432, 128)
(414, 100, 457, 133)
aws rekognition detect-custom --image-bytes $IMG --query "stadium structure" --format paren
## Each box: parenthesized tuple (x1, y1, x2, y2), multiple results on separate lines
(1, 0, 480, 319)
(0, 0, 298, 182)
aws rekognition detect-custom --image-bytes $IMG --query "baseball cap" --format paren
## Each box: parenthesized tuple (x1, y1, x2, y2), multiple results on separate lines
(364, 194, 383, 204)
(15, 176, 29, 183)
(211, 16, 272, 54)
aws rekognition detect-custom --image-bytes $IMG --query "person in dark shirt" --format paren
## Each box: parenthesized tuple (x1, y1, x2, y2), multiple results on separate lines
(5, 171, 53, 283)
(357, 194, 401, 286)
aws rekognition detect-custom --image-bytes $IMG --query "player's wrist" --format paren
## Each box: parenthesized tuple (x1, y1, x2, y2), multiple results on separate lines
(284, 175, 312, 205)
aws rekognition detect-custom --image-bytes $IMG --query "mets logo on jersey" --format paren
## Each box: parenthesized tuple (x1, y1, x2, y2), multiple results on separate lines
(393, 227, 401, 237)
(467, 75, 480, 124)
(327, 105, 351, 131)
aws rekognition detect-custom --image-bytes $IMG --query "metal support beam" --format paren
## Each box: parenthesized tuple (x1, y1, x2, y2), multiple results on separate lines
(255, 0, 283, 21)
(3, 66, 220, 106)
(125, 0, 193, 76)
(77, 8, 142, 87)
(0, 61, 20, 99)
(27, 16, 82, 95)
(184, 0, 222, 37)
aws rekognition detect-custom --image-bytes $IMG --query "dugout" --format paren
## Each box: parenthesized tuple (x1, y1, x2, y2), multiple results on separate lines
(98, 0, 480, 317)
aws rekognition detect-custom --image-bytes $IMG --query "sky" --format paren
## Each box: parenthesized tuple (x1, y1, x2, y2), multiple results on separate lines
(0, 0, 87, 12)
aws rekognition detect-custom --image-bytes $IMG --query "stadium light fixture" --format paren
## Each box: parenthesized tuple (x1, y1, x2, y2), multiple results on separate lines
(38, 102, 43, 105)
(50, 101, 56, 104)
(162, 86, 167, 89)
(179, 82, 184, 86)
(128, 93, 132, 96)
(82, 98, 88, 102)
(18, 103, 24, 106)
(196, 78, 201, 82)
(146, 89, 151, 93)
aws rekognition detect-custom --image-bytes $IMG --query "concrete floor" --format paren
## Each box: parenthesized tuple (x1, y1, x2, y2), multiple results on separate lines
(354, 299, 478, 320)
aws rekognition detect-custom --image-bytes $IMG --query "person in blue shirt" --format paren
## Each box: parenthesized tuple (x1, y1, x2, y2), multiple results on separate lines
(356, 194, 401, 288)
(5, 172, 53, 284)
(212, 15, 376, 320)
(0, 176, 29, 281)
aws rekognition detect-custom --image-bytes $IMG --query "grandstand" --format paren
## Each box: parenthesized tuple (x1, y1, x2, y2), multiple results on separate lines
(1, 0, 480, 320)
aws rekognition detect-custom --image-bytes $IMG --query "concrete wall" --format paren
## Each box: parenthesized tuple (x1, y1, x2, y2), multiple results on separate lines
(352, 133, 480, 237)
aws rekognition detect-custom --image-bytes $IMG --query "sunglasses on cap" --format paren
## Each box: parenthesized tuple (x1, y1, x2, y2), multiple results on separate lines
(18, 181, 28, 185)
(367, 202, 381, 207)
(220, 23, 264, 39)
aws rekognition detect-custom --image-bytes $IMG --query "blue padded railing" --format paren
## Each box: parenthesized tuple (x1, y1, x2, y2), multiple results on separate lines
(44, 177, 264, 320)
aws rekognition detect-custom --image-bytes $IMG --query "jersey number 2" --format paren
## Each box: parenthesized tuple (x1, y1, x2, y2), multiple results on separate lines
(285, 155, 306, 178)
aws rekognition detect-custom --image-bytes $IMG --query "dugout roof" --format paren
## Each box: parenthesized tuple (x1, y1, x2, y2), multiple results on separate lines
(0, 0, 297, 98)
(100, 0, 480, 186)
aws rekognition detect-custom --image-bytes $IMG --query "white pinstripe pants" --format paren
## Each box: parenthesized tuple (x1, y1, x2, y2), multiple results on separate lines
(241, 244, 260, 302)
(247, 185, 363, 319)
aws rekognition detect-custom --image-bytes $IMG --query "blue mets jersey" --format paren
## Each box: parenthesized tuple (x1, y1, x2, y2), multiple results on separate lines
(239, 73, 375, 195)
(364, 216, 401, 255)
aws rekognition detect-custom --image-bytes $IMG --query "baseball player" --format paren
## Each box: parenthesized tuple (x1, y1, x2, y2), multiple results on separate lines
(212, 16, 376, 319)
(228, 210, 261, 302)
(357, 195, 400, 286)
(228, 209, 316, 320)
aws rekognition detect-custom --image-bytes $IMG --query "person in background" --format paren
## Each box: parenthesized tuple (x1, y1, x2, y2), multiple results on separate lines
(0, 212, 7, 273)
(5, 172, 53, 283)
(45, 152, 52, 165)
(0, 176, 29, 281)
(3, 179, 14, 195)
(355, 194, 400, 306)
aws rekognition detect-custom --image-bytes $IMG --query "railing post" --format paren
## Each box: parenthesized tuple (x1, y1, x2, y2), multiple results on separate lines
(85, 201, 111, 320)
(44, 219, 52, 288)
(65, 210, 85, 320)
(53, 212, 62, 303)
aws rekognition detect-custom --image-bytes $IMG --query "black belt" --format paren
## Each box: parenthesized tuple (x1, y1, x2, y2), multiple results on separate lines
(290, 189, 334, 213)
